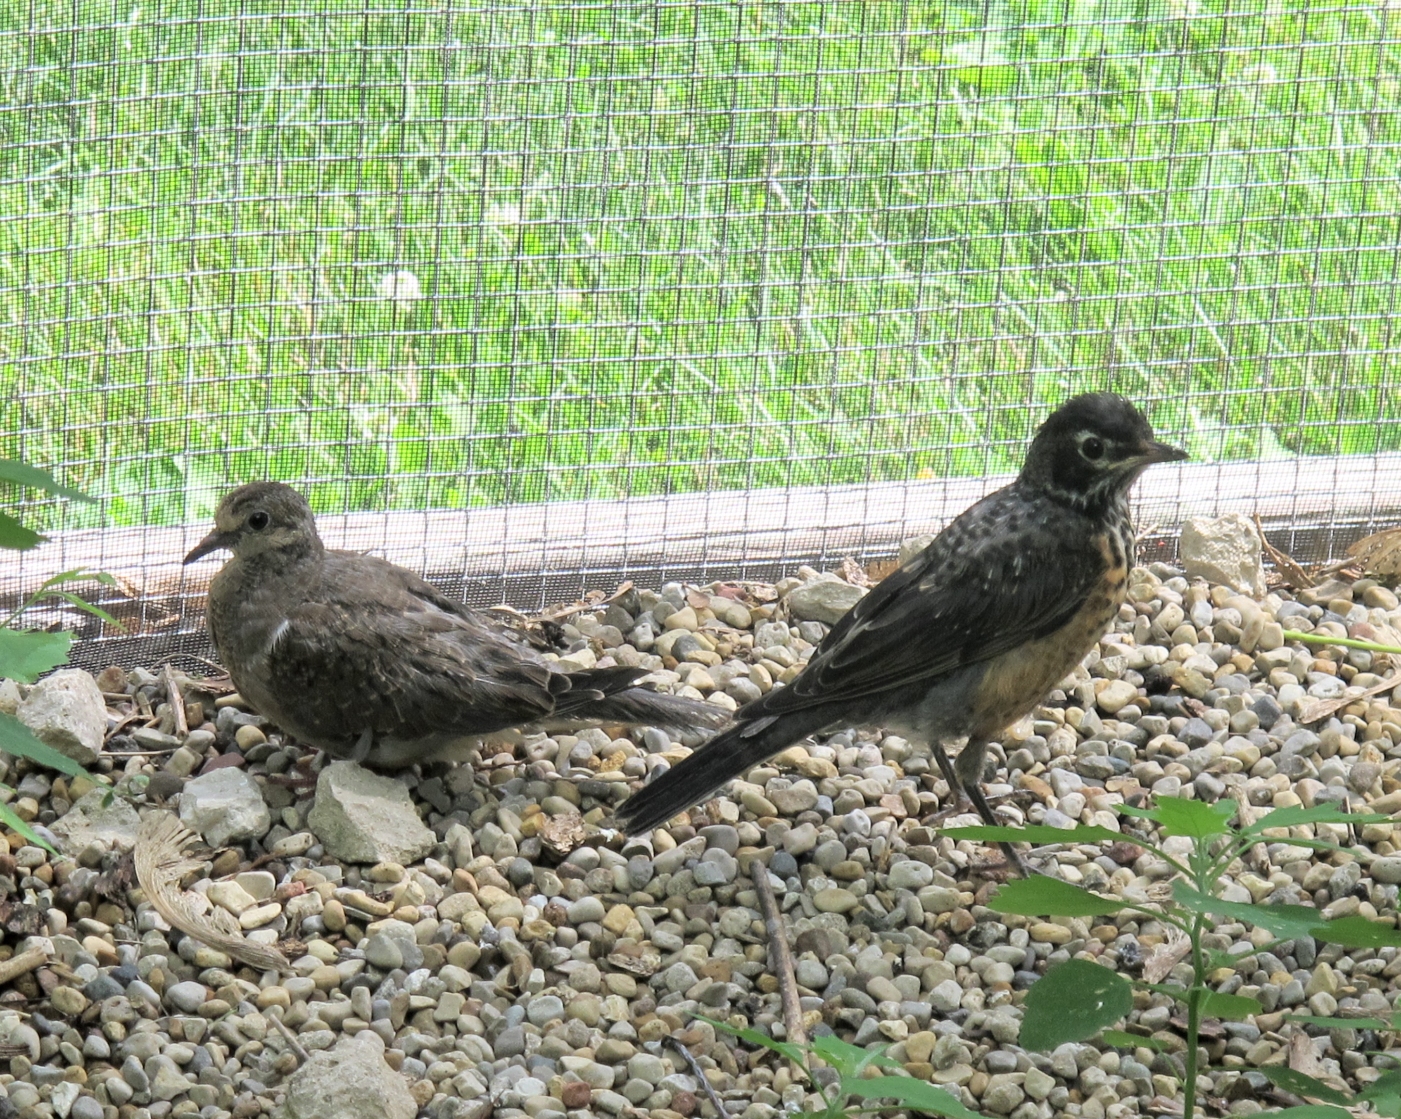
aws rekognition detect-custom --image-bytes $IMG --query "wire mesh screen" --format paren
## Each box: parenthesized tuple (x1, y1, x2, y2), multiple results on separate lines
(3, 0, 1401, 663)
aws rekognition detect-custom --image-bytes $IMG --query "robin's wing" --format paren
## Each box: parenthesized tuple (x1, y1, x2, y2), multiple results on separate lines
(263, 554, 572, 741)
(755, 486, 1107, 715)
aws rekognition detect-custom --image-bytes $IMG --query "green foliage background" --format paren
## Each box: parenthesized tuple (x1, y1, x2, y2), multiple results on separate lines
(3, 0, 1400, 527)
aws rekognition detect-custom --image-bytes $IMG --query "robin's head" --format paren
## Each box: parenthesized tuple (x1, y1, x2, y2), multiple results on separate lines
(1020, 393, 1187, 511)
(183, 482, 322, 565)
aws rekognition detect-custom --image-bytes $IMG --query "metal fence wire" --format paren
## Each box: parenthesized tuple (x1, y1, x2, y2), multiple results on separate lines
(3, 0, 1401, 666)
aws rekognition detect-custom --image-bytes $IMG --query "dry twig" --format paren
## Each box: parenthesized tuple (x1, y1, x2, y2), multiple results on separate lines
(750, 860, 806, 1049)
(0, 947, 48, 986)
(134, 813, 290, 973)
(663, 1035, 732, 1118)
(1253, 514, 1315, 589)
(163, 664, 189, 738)
(270, 1010, 311, 1066)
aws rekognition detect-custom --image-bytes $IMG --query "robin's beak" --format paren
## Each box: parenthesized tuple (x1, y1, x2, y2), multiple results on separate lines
(1139, 439, 1189, 465)
(184, 530, 234, 565)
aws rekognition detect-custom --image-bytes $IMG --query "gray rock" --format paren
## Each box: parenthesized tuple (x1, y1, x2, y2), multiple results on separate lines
(17, 668, 106, 765)
(275, 1032, 416, 1119)
(147, 1053, 191, 1100)
(163, 981, 208, 1014)
(179, 766, 271, 847)
(1370, 857, 1401, 885)
(364, 933, 404, 971)
(51, 787, 141, 854)
(786, 578, 867, 625)
(306, 761, 434, 864)
(1179, 514, 1266, 597)
(69, 1096, 104, 1119)
(887, 859, 934, 890)
(898, 535, 934, 566)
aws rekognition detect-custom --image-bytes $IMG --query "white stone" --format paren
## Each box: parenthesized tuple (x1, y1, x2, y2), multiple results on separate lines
(307, 761, 434, 865)
(17, 669, 105, 765)
(179, 767, 271, 847)
(274, 1032, 416, 1119)
(51, 788, 141, 854)
(1179, 513, 1266, 597)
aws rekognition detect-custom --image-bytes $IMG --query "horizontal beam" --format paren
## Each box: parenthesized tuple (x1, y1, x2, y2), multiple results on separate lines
(4, 454, 1397, 656)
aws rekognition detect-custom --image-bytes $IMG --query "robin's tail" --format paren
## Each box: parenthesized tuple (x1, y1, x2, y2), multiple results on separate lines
(613, 706, 835, 836)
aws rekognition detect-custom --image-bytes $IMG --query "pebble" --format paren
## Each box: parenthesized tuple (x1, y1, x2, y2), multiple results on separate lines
(1, 560, 1396, 1119)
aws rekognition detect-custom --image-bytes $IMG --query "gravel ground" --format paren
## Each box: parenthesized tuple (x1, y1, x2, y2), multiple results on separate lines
(0, 552, 1397, 1119)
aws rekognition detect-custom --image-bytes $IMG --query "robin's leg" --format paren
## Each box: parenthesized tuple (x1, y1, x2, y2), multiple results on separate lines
(927, 741, 971, 821)
(953, 737, 1030, 878)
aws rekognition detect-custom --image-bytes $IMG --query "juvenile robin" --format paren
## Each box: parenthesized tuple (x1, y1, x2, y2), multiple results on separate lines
(615, 393, 1188, 873)
(184, 483, 729, 769)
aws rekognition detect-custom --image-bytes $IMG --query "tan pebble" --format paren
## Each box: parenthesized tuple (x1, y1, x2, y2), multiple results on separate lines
(602, 904, 635, 935)
(207, 881, 257, 917)
(321, 900, 346, 932)
(309, 966, 341, 990)
(812, 888, 860, 914)
(233, 723, 266, 750)
(1028, 922, 1073, 945)
(663, 606, 699, 631)
(238, 903, 282, 929)
(256, 987, 291, 1010)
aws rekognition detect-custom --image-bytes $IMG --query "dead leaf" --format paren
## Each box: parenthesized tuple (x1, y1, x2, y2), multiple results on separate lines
(837, 558, 874, 588)
(1349, 527, 1401, 576)
(1297, 673, 1398, 726)
(538, 813, 586, 860)
(1255, 514, 1315, 589)
(1142, 931, 1192, 985)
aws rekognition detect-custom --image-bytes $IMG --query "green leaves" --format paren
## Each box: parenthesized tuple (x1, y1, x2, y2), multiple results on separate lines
(1199, 992, 1262, 1020)
(989, 875, 1128, 918)
(1172, 883, 1401, 948)
(0, 460, 94, 503)
(1238, 803, 1391, 831)
(0, 513, 44, 551)
(0, 714, 88, 780)
(942, 824, 1132, 847)
(694, 1015, 807, 1067)
(1021, 959, 1133, 1051)
(1255, 1067, 1401, 1119)
(0, 798, 55, 853)
(1120, 796, 1236, 839)
(0, 629, 73, 683)
(699, 1016, 982, 1119)
(0, 461, 94, 553)
(1102, 1030, 1170, 1051)
(839, 1075, 984, 1119)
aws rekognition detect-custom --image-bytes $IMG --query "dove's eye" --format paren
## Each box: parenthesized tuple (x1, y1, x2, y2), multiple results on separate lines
(248, 511, 270, 531)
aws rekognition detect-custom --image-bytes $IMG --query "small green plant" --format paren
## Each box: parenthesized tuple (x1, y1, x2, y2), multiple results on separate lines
(0, 459, 116, 849)
(696, 1015, 982, 1119)
(948, 798, 1401, 1119)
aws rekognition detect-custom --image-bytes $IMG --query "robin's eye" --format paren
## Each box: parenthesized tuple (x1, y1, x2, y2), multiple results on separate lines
(1081, 436, 1105, 462)
(248, 511, 270, 531)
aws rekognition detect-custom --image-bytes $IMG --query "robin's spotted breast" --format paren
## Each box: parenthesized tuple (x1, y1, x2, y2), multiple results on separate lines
(184, 483, 729, 769)
(614, 392, 1187, 874)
